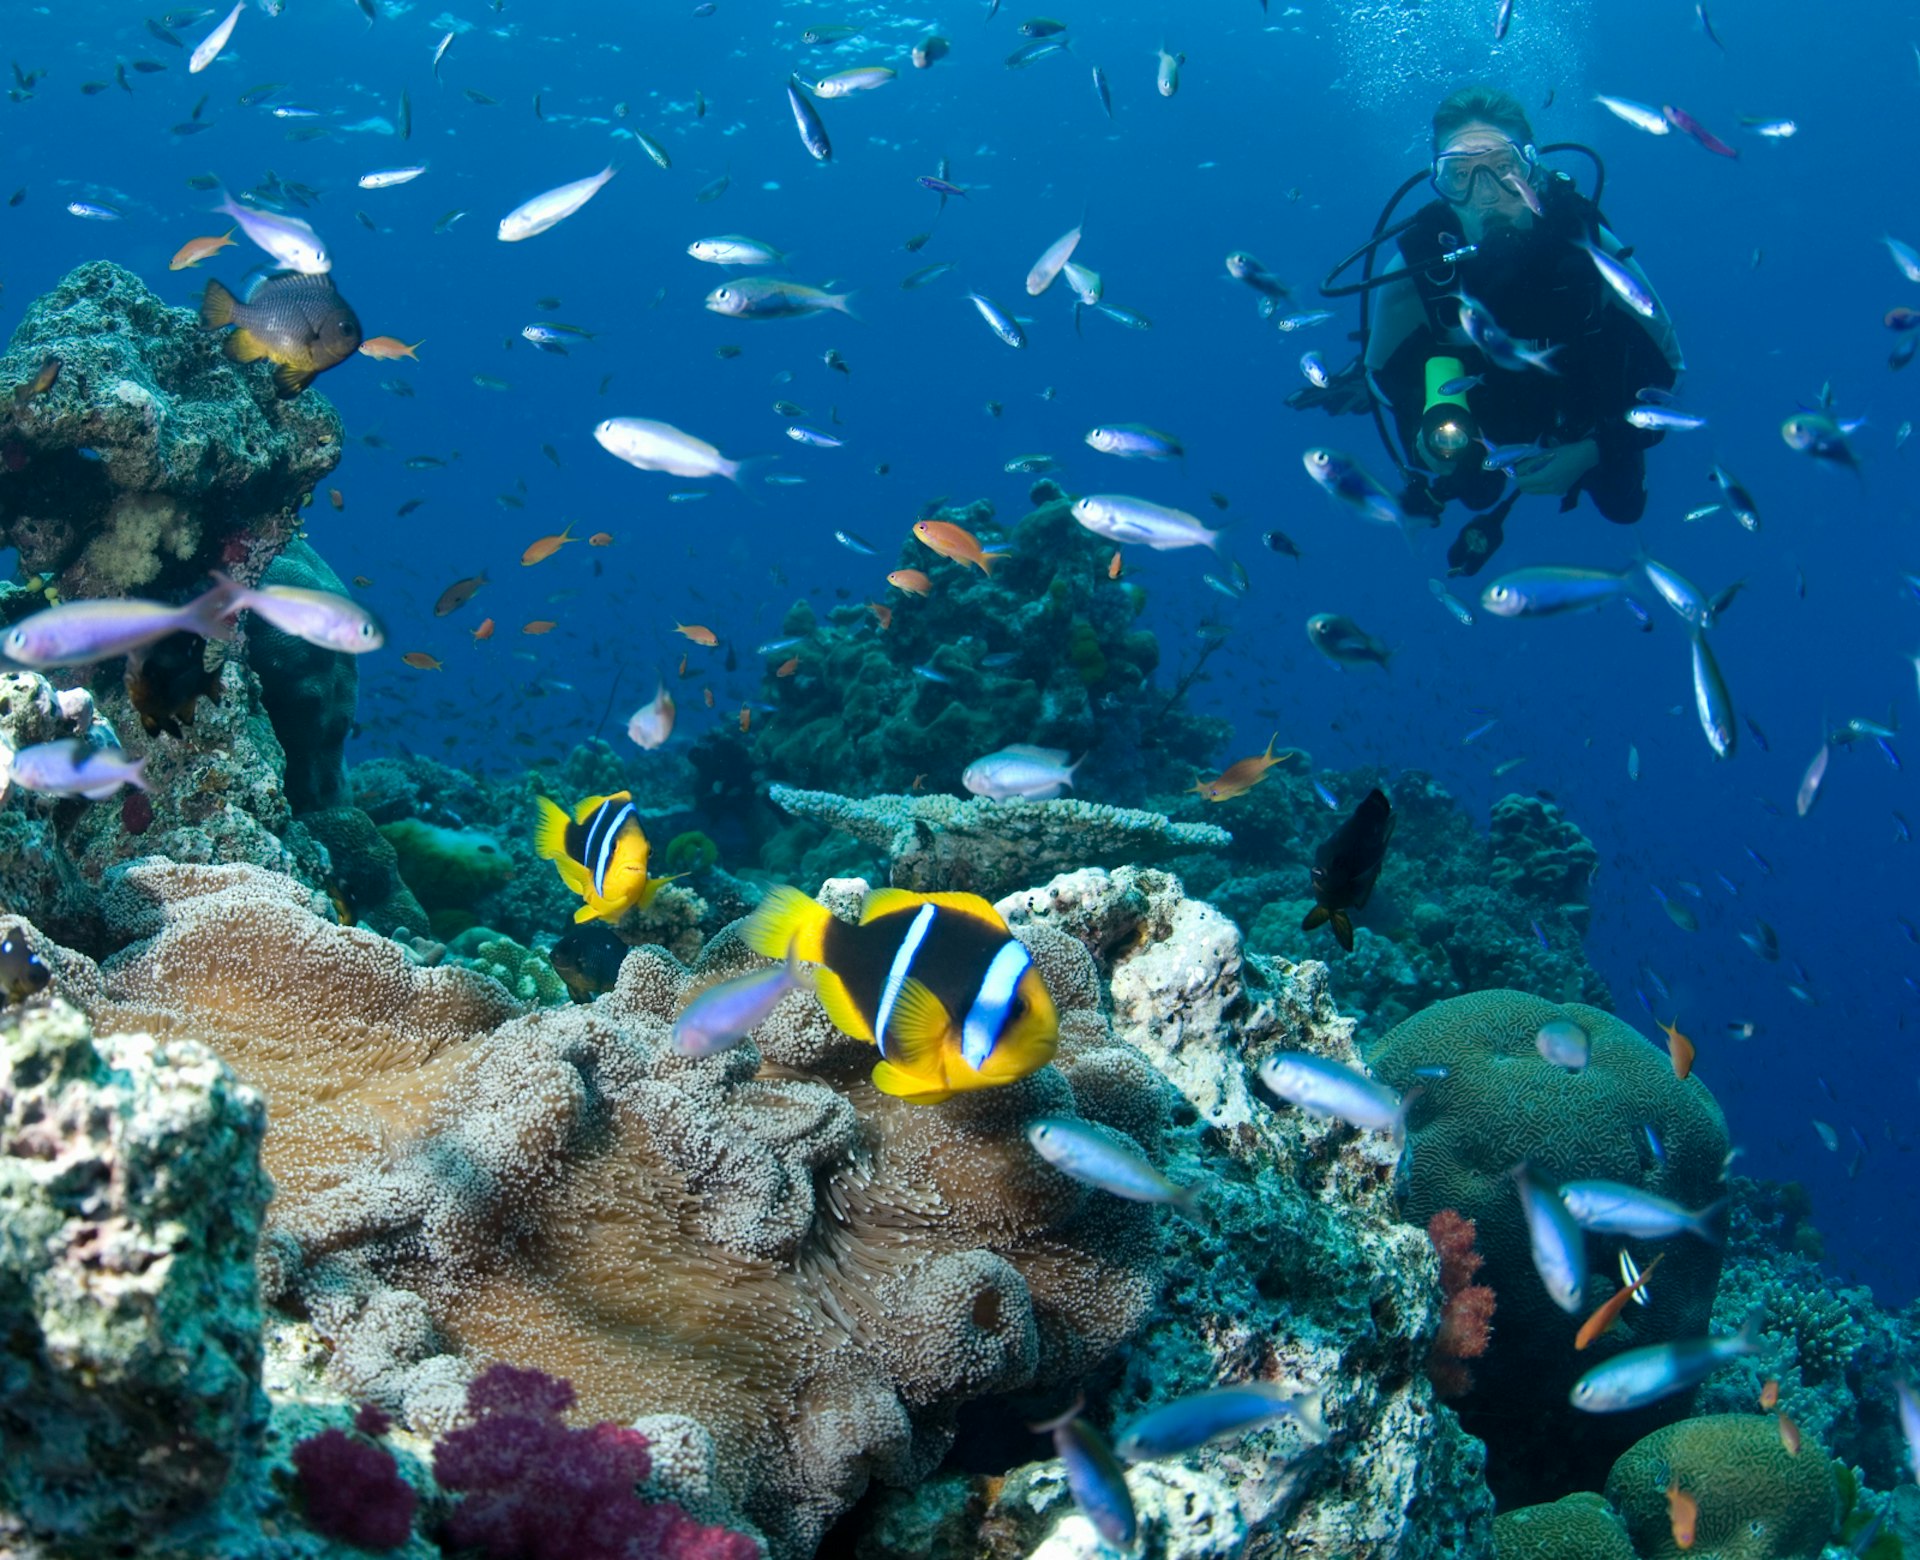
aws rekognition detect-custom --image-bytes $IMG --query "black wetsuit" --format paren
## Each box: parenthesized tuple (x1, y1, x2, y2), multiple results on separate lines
(1376, 175, 1678, 529)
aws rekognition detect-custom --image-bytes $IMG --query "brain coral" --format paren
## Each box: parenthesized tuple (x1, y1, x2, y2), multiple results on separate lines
(60, 862, 1165, 1559)
(1367, 990, 1731, 1502)
(1604, 1414, 1838, 1560)
(1493, 1493, 1637, 1560)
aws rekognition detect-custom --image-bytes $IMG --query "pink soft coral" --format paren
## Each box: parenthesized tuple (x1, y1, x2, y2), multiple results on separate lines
(432, 1365, 759, 1560)
(1425, 1210, 1496, 1398)
(292, 1426, 418, 1552)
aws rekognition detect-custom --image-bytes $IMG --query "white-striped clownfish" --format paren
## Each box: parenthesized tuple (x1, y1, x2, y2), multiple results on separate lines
(534, 790, 673, 925)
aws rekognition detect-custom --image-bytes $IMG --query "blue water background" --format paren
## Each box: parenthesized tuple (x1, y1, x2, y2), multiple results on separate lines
(2, 0, 1916, 1299)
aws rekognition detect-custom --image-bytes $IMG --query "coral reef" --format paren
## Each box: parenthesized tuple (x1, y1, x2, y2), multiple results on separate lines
(1426, 1210, 1496, 1398)
(379, 817, 517, 915)
(1604, 1414, 1838, 1560)
(0, 997, 269, 1550)
(1491, 1493, 1637, 1560)
(1367, 990, 1731, 1503)
(746, 486, 1228, 802)
(1168, 769, 1609, 1042)
(249, 539, 357, 814)
(0, 262, 341, 601)
(766, 784, 1232, 900)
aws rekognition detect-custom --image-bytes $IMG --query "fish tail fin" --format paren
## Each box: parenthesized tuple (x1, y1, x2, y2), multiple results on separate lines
(1331, 910, 1355, 952)
(126, 758, 150, 793)
(975, 548, 1000, 577)
(271, 362, 315, 398)
(1301, 905, 1330, 933)
(199, 277, 238, 330)
(533, 795, 572, 863)
(1735, 1305, 1767, 1352)
(1171, 1176, 1213, 1219)
(1689, 1197, 1730, 1244)
(742, 883, 833, 964)
(829, 290, 862, 322)
(184, 580, 240, 643)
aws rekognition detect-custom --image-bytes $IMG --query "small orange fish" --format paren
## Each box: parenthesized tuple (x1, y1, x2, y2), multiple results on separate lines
(738, 704, 752, 734)
(1190, 734, 1300, 803)
(867, 600, 893, 630)
(357, 335, 423, 361)
(328, 487, 345, 511)
(1777, 1412, 1800, 1456)
(676, 653, 689, 677)
(1574, 1252, 1664, 1350)
(589, 532, 614, 546)
(1107, 550, 1124, 580)
(523, 620, 556, 635)
(168, 229, 237, 271)
(703, 686, 715, 708)
(472, 618, 495, 641)
(1758, 1379, 1779, 1411)
(401, 651, 443, 670)
(522, 524, 576, 566)
(1666, 1483, 1697, 1551)
(1659, 1017, 1695, 1081)
(675, 622, 719, 647)
(887, 567, 932, 596)
(775, 656, 800, 677)
(352, 575, 374, 588)
(912, 518, 998, 575)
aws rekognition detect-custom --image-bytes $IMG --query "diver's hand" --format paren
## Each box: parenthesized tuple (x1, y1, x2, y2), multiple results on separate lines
(1512, 439, 1599, 495)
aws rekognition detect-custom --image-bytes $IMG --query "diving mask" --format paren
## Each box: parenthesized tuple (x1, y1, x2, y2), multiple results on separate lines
(1431, 138, 1537, 204)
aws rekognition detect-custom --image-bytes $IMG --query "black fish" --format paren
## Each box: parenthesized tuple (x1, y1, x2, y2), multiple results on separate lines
(200, 271, 361, 397)
(1302, 788, 1396, 952)
(0, 924, 50, 1005)
(550, 924, 630, 1002)
(126, 633, 223, 738)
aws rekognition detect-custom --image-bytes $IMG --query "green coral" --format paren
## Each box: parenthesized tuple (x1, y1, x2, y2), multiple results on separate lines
(378, 818, 515, 911)
(1064, 616, 1107, 685)
(1605, 1414, 1838, 1560)
(662, 830, 720, 875)
(1367, 990, 1730, 1502)
(445, 927, 569, 1006)
(1493, 1494, 1636, 1560)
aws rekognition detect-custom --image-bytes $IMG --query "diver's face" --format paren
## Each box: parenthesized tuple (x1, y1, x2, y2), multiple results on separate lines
(1436, 120, 1532, 232)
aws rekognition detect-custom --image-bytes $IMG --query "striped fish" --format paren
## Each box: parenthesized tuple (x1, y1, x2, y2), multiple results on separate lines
(534, 790, 672, 925)
(743, 886, 1059, 1104)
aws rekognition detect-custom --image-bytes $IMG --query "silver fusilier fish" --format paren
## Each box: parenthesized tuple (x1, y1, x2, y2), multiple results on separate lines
(1025, 1117, 1200, 1209)
(1534, 1018, 1590, 1070)
(1691, 631, 1737, 759)
(1071, 495, 1219, 551)
(687, 235, 789, 267)
(1638, 554, 1706, 624)
(671, 951, 805, 1057)
(1480, 567, 1631, 619)
(595, 418, 746, 483)
(3, 586, 237, 670)
(1256, 1052, 1407, 1136)
(216, 193, 329, 273)
(497, 165, 616, 242)
(11, 739, 148, 800)
(1085, 423, 1182, 460)
(1513, 1163, 1587, 1314)
(1897, 1378, 1920, 1485)
(1558, 1180, 1725, 1242)
(215, 573, 384, 653)
(1575, 240, 1657, 317)
(1225, 250, 1289, 300)
(1025, 225, 1083, 296)
(966, 291, 1026, 348)
(1570, 1310, 1765, 1412)
(786, 75, 831, 161)
(707, 277, 856, 320)
(963, 744, 1081, 800)
(1115, 1384, 1327, 1462)
(1303, 448, 1405, 532)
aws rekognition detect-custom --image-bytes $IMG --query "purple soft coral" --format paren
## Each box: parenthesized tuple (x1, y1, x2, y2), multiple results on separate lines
(292, 1427, 418, 1552)
(433, 1365, 758, 1560)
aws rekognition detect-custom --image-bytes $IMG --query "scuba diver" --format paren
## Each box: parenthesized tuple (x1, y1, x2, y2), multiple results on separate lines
(1295, 85, 1684, 574)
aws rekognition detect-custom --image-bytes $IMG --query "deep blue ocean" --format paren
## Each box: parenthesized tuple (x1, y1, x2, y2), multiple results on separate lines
(3, 0, 1916, 1301)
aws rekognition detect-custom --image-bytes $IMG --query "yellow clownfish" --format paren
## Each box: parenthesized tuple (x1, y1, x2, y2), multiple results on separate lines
(533, 790, 673, 925)
(743, 885, 1059, 1105)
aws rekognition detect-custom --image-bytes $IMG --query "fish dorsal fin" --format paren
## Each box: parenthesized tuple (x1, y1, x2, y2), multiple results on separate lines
(908, 890, 1009, 930)
(1002, 743, 1071, 766)
(572, 790, 627, 824)
(882, 977, 951, 1069)
(742, 884, 834, 964)
(858, 887, 928, 924)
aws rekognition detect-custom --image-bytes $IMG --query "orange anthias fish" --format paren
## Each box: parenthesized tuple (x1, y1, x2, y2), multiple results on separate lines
(1107, 550, 1124, 580)
(521, 524, 576, 566)
(1666, 1483, 1697, 1551)
(776, 656, 800, 677)
(1777, 1412, 1801, 1456)
(523, 620, 557, 635)
(887, 568, 932, 596)
(1574, 1252, 1664, 1350)
(357, 335, 423, 361)
(472, 618, 495, 641)
(1758, 1379, 1779, 1410)
(738, 705, 752, 734)
(675, 622, 719, 647)
(912, 518, 999, 575)
(401, 651, 443, 670)
(703, 686, 715, 708)
(1659, 1017, 1696, 1081)
(589, 531, 614, 546)
(676, 653, 690, 677)
(867, 600, 893, 630)
(168, 229, 236, 270)
(1190, 734, 1300, 803)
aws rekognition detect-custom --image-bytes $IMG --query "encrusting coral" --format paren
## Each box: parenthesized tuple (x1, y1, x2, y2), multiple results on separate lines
(1366, 989, 1731, 1503)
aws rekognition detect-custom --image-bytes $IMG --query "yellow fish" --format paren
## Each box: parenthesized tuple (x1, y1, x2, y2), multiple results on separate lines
(534, 790, 672, 925)
(744, 885, 1058, 1104)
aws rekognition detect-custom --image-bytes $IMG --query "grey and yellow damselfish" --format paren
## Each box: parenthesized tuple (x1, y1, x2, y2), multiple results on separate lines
(743, 885, 1059, 1104)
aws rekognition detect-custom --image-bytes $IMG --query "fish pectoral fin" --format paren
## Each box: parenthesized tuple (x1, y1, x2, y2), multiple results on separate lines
(222, 328, 268, 364)
(1301, 905, 1330, 933)
(881, 977, 952, 1070)
(271, 361, 316, 397)
(811, 968, 874, 1042)
(1332, 911, 1355, 953)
